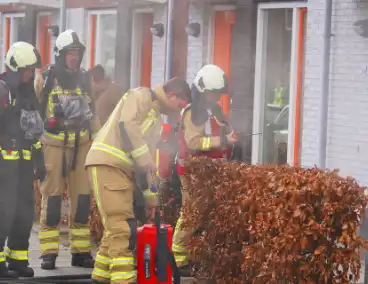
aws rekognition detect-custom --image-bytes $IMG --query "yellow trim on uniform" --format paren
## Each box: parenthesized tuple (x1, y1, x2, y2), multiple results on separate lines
(0, 148, 31, 161)
(201, 137, 211, 150)
(0, 252, 5, 262)
(143, 188, 158, 198)
(92, 267, 111, 279)
(44, 129, 89, 141)
(91, 167, 109, 237)
(91, 143, 133, 165)
(70, 240, 92, 249)
(40, 242, 59, 252)
(110, 257, 135, 268)
(71, 228, 90, 237)
(95, 254, 111, 266)
(130, 144, 149, 158)
(39, 230, 60, 239)
(5, 248, 28, 261)
(110, 271, 136, 281)
(33, 141, 42, 150)
(141, 109, 157, 134)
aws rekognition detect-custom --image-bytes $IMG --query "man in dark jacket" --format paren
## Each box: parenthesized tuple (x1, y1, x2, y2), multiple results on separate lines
(0, 41, 45, 278)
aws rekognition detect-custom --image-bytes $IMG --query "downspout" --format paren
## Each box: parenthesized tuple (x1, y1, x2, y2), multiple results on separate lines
(163, 0, 174, 123)
(59, 0, 67, 32)
(165, 0, 174, 82)
(317, 0, 333, 168)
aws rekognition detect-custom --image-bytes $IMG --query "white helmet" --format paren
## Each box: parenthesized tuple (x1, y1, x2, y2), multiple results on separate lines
(54, 29, 85, 58)
(5, 41, 41, 72)
(193, 64, 228, 93)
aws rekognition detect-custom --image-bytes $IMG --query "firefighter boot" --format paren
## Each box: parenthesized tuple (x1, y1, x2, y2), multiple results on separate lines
(40, 254, 57, 270)
(178, 264, 192, 277)
(7, 260, 34, 277)
(0, 262, 18, 278)
(71, 252, 94, 268)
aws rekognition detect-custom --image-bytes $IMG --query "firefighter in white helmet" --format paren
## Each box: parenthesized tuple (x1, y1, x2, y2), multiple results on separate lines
(0, 41, 44, 278)
(173, 64, 238, 274)
(34, 30, 100, 270)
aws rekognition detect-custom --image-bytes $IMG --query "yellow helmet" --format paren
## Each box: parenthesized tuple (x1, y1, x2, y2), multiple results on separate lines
(54, 29, 85, 58)
(5, 41, 41, 72)
(193, 64, 228, 94)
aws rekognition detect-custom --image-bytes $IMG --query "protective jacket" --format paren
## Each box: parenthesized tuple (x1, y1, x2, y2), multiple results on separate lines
(0, 71, 44, 274)
(0, 71, 43, 163)
(176, 104, 232, 175)
(35, 67, 100, 148)
(85, 86, 163, 177)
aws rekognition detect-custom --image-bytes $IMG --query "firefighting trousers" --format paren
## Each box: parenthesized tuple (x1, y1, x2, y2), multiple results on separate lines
(39, 143, 92, 256)
(88, 165, 136, 284)
(0, 158, 35, 266)
(172, 176, 192, 268)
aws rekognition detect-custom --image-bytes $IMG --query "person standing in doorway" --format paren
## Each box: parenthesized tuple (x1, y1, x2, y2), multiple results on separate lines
(88, 64, 122, 125)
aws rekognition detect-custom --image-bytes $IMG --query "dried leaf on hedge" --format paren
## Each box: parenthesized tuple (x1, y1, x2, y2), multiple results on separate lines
(182, 157, 368, 283)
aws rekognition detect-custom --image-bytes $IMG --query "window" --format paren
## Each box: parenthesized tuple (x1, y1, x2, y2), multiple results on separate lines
(1, 13, 25, 71)
(252, 5, 307, 165)
(87, 10, 117, 78)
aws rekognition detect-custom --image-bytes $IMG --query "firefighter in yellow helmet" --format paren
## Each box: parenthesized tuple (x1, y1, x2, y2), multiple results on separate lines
(85, 78, 190, 284)
(34, 30, 100, 270)
(172, 64, 238, 274)
(0, 42, 44, 278)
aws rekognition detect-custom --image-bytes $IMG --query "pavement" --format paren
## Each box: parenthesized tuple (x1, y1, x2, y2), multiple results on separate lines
(29, 224, 94, 278)
(28, 224, 197, 283)
(27, 224, 367, 283)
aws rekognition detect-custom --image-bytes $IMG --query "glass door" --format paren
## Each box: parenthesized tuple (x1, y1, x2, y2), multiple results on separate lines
(252, 4, 307, 165)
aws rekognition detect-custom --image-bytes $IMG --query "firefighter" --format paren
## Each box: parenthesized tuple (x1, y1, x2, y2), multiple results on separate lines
(0, 42, 44, 278)
(34, 30, 100, 270)
(172, 64, 238, 273)
(85, 77, 190, 284)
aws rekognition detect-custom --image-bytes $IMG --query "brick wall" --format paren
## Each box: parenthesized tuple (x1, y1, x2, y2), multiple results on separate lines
(186, 0, 257, 162)
(150, 4, 167, 86)
(231, 0, 257, 162)
(302, 0, 368, 184)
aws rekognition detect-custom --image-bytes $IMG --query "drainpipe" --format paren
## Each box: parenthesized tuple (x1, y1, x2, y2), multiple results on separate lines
(317, 0, 333, 169)
(163, 0, 174, 123)
(59, 0, 67, 32)
(165, 0, 174, 82)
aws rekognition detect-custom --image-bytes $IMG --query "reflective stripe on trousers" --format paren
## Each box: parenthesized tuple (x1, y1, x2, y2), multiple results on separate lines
(5, 248, 28, 261)
(70, 228, 92, 251)
(93, 253, 111, 280)
(38, 230, 60, 254)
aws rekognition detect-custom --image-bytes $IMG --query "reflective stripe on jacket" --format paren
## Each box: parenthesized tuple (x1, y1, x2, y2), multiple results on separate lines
(34, 72, 100, 148)
(85, 86, 163, 176)
(176, 105, 232, 176)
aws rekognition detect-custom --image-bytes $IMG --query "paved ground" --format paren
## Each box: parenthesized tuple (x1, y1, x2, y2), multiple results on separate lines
(29, 224, 196, 283)
(29, 224, 94, 278)
(28, 224, 367, 283)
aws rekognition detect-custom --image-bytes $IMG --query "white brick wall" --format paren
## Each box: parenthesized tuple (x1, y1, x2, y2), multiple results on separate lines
(302, 0, 368, 184)
(186, 2, 214, 83)
(150, 5, 167, 86)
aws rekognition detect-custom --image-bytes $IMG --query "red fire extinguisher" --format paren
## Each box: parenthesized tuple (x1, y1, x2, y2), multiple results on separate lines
(136, 170, 181, 284)
(137, 210, 181, 284)
(156, 123, 174, 180)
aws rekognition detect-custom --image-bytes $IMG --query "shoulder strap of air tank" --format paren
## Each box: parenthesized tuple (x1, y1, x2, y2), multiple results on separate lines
(40, 66, 55, 120)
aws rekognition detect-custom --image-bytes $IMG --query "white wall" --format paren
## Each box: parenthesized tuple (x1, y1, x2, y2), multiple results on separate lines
(302, 0, 368, 184)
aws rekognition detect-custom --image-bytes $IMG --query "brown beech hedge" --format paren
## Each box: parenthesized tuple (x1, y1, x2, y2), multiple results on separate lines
(182, 157, 368, 284)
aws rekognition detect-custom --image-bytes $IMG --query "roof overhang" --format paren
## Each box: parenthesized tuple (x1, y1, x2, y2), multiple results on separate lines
(0, 0, 60, 8)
